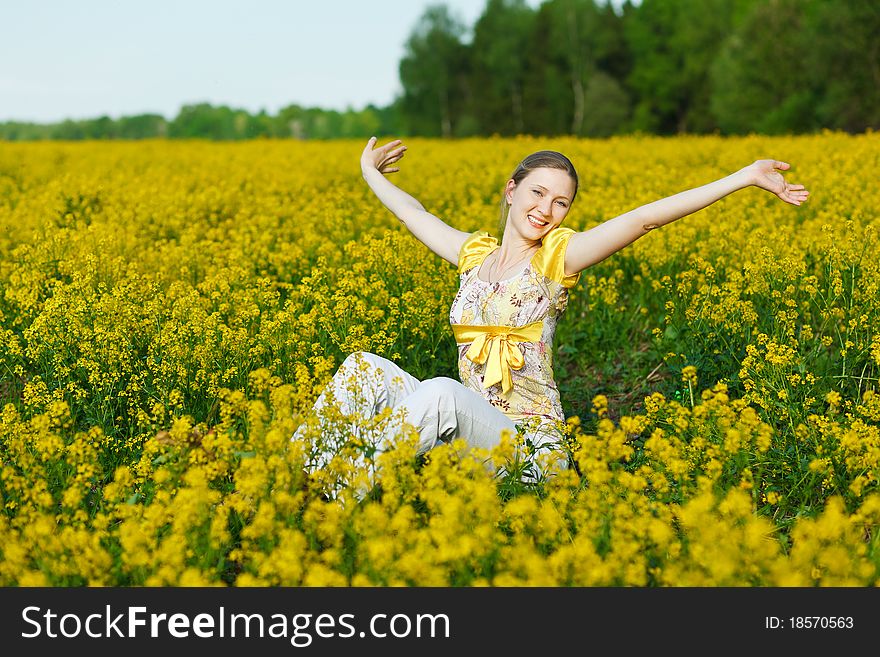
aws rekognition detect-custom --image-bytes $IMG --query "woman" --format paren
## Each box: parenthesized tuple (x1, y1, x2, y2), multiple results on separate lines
(292, 136, 809, 495)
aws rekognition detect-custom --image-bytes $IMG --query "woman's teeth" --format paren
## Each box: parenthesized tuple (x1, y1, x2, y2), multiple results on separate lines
(528, 215, 548, 228)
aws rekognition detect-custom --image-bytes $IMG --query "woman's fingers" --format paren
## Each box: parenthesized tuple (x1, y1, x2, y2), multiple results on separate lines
(378, 139, 403, 153)
(383, 143, 406, 157)
(785, 186, 808, 198)
(781, 189, 808, 205)
(379, 147, 407, 169)
(363, 137, 406, 174)
(365, 136, 404, 155)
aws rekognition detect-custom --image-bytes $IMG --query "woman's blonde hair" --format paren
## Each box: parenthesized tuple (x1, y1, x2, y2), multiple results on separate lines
(498, 150, 579, 242)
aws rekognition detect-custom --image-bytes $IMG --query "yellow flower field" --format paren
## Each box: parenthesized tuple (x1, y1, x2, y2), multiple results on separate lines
(0, 132, 878, 586)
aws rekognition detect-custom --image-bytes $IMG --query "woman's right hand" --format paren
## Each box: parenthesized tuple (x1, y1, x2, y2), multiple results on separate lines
(361, 137, 407, 176)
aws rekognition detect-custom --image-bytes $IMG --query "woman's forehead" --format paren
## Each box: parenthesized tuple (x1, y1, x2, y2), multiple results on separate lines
(519, 168, 575, 196)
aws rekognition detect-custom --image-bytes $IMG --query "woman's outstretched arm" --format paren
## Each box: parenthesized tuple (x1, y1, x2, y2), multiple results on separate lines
(562, 160, 810, 276)
(361, 137, 471, 266)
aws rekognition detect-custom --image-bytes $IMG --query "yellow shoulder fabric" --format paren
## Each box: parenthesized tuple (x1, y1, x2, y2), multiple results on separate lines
(457, 231, 499, 275)
(533, 226, 580, 288)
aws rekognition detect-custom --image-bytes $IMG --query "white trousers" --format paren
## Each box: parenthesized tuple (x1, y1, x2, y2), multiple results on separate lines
(290, 351, 563, 488)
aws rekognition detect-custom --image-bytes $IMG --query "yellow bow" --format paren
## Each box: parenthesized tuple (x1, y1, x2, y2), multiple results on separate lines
(450, 321, 543, 395)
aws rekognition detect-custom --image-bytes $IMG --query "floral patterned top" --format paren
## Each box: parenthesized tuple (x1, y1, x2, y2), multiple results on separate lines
(449, 227, 580, 446)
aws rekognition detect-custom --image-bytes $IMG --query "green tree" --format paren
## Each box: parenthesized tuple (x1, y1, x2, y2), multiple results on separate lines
(168, 103, 238, 140)
(51, 119, 87, 140)
(0, 121, 52, 140)
(521, 2, 570, 135)
(399, 4, 470, 137)
(710, 0, 818, 135)
(522, 0, 630, 137)
(276, 104, 308, 139)
(369, 101, 403, 138)
(80, 115, 117, 139)
(470, 0, 535, 135)
(804, 0, 880, 132)
(581, 70, 631, 137)
(626, 0, 758, 134)
(117, 114, 166, 139)
(339, 106, 382, 139)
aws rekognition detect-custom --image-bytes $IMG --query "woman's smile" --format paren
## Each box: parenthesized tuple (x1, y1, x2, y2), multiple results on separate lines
(527, 214, 549, 228)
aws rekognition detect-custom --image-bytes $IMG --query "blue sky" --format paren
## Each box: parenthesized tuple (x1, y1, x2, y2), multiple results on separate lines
(1, 0, 631, 123)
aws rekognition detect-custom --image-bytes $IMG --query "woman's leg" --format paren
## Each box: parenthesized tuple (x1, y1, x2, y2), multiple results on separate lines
(381, 376, 517, 456)
(517, 420, 569, 482)
(291, 353, 563, 495)
(385, 381, 568, 481)
(291, 351, 422, 472)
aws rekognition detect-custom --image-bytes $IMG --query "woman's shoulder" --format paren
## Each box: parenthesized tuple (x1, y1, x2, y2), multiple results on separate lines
(540, 225, 577, 247)
(457, 231, 498, 275)
(534, 226, 579, 288)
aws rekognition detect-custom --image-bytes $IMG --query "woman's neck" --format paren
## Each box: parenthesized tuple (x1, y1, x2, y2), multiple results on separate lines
(496, 234, 539, 267)
(484, 234, 539, 281)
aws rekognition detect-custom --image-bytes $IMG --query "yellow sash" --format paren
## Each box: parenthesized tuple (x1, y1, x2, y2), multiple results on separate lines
(450, 321, 543, 395)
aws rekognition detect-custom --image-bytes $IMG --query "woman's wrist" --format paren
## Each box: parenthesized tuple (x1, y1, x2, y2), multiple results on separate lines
(735, 165, 757, 188)
(362, 166, 387, 192)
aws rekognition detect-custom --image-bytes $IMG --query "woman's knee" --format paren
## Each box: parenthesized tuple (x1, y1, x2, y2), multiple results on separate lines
(343, 350, 377, 364)
(416, 377, 461, 397)
(341, 351, 384, 371)
(412, 378, 479, 413)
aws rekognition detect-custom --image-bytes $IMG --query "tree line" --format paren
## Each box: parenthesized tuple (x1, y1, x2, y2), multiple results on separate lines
(2, 0, 876, 141)
(0, 103, 401, 142)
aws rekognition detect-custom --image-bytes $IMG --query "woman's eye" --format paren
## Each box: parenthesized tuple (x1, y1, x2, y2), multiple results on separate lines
(557, 201, 567, 207)
(533, 189, 542, 196)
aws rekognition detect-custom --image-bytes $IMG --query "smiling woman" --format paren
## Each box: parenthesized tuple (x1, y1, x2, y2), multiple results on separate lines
(290, 135, 809, 499)
(487, 151, 579, 281)
(497, 152, 577, 227)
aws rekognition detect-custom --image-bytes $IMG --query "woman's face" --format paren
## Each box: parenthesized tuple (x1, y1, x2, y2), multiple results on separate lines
(505, 167, 576, 241)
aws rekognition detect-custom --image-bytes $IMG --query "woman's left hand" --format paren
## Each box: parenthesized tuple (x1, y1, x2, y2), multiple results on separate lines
(745, 159, 810, 206)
